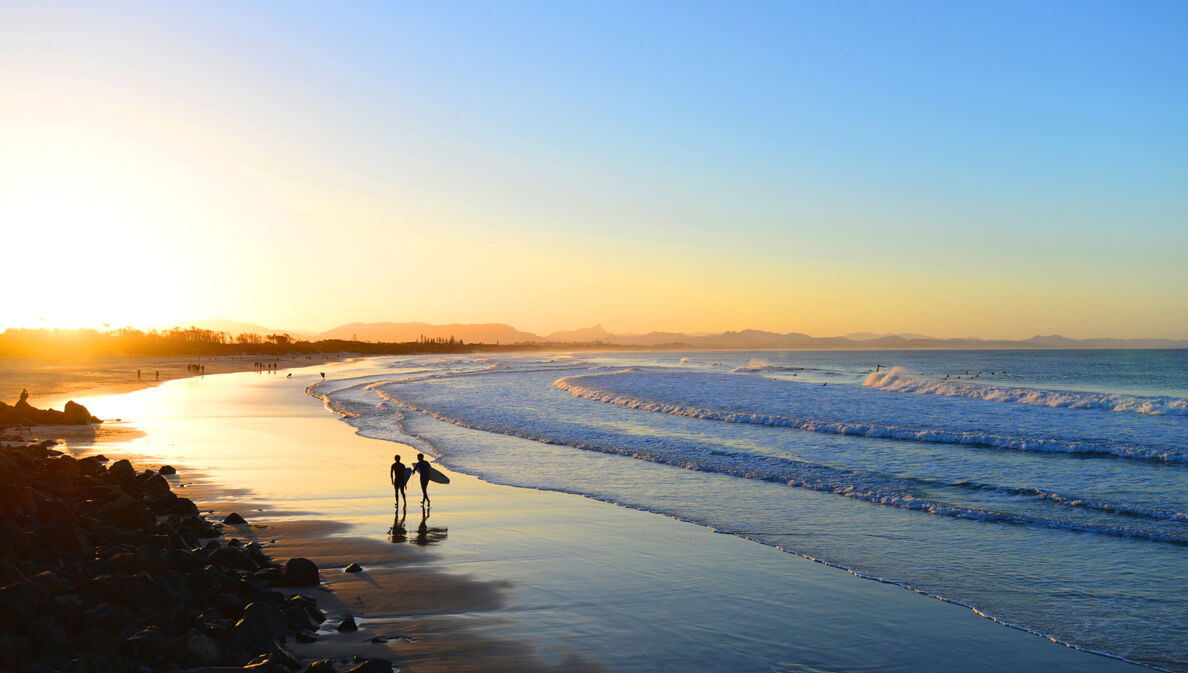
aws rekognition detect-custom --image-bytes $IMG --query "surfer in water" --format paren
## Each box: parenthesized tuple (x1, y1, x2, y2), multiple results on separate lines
(390, 454, 408, 510)
(413, 453, 432, 507)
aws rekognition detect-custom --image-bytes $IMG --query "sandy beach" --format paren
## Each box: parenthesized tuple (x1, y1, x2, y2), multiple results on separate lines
(0, 353, 348, 411)
(24, 358, 1148, 672)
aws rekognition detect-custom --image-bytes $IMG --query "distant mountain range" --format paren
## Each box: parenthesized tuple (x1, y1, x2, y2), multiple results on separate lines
(173, 321, 1188, 351)
(181, 320, 1188, 350)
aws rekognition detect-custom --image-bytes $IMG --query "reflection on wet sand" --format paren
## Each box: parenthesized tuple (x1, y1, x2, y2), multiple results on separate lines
(389, 509, 448, 546)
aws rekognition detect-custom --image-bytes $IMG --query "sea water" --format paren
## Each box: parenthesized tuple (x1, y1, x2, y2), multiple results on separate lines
(313, 349, 1188, 671)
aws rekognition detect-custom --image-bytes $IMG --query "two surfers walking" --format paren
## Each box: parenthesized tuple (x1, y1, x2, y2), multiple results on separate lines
(390, 453, 442, 509)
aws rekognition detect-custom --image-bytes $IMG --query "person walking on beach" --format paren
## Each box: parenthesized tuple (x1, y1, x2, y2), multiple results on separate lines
(412, 453, 432, 507)
(390, 454, 408, 510)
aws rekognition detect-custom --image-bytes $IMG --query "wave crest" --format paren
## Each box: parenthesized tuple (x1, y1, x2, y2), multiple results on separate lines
(554, 375, 1187, 463)
(865, 367, 1188, 416)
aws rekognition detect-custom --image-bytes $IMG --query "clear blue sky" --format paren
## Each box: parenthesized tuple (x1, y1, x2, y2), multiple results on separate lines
(1, 1, 1185, 337)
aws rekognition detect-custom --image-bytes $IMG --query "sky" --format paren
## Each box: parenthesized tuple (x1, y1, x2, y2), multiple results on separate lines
(1, 1, 1185, 339)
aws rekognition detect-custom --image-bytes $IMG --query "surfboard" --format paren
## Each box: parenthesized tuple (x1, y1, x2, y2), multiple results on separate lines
(403, 466, 413, 482)
(425, 465, 450, 484)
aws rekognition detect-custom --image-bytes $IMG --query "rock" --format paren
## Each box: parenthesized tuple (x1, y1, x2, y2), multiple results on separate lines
(285, 604, 320, 632)
(80, 602, 133, 629)
(336, 614, 358, 632)
(223, 513, 247, 525)
(29, 571, 66, 596)
(304, 659, 335, 673)
(185, 628, 224, 665)
(158, 465, 177, 475)
(344, 563, 363, 573)
(122, 624, 167, 659)
(245, 648, 301, 672)
(41, 521, 92, 554)
(279, 558, 319, 586)
(295, 631, 318, 644)
(75, 626, 118, 657)
(0, 580, 40, 627)
(169, 497, 201, 517)
(233, 601, 288, 649)
(212, 546, 260, 571)
(107, 459, 136, 480)
(143, 474, 171, 497)
(75, 456, 104, 477)
(97, 495, 152, 529)
(346, 660, 392, 673)
(61, 400, 101, 424)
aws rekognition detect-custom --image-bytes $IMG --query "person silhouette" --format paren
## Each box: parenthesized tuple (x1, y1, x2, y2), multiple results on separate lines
(320, 372, 325, 380)
(390, 454, 408, 510)
(412, 453, 432, 507)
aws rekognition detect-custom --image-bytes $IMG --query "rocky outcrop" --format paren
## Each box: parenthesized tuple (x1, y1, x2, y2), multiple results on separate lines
(0, 390, 101, 427)
(0, 440, 358, 673)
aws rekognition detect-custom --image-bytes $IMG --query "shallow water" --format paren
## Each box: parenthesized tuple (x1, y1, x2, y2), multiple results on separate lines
(314, 349, 1188, 671)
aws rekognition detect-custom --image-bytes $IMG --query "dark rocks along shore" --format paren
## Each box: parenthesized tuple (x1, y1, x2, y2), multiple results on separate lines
(0, 440, 391, 673)
(0, 391, 101, 427)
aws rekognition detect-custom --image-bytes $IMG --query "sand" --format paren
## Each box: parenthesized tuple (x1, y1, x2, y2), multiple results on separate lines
(30, 359, 1147, 672)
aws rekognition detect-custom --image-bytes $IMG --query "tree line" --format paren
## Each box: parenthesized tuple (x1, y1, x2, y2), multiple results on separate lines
(0, 327, 504, 359)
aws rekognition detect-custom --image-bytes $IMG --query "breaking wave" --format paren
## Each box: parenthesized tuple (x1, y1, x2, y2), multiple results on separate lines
(553, 376, 1188, 463)
(372, 387, 1187, 545)
(731, 358, 805, 374)
(865, 367, 1188, 416)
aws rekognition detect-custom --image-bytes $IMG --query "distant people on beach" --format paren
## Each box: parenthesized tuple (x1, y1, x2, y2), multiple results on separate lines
(320, 372, 325, 380)
(413, 453, 431, 507)
(390, 454, 408, 510)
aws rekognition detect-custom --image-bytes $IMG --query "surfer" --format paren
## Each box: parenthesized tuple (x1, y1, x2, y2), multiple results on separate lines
(413, 453, 432, 507)
(390, 454, 408, 510)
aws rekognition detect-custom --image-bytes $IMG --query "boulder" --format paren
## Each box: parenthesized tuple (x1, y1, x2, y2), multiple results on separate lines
(336, 614, 357, 632)
(344, 563, 363, 573)
(61, 401, 101, 425)
(279, 558, 319, 586)
(28, 571, 65, 596)
(159, 465, 177, 475)
(223, 513, 248, 525)
(285, 605, 320, 633)
(346, 660, 392, 673)
(76, 456, 104, 476)
(143, 474, 171, 497)
(185, 628, 224, 665)
(107, 459, 136, 481)
(233, 601, 288, 648)
(96, 495, 152, 530)
(75, 626, 118, 657)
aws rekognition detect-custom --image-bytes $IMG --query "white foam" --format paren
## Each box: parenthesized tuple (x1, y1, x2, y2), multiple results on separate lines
(865, 367, 1188, 416)
(553, 376, 1188, 463)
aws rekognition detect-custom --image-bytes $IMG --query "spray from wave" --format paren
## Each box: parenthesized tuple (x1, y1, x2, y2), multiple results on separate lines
(731, 358, 805, 374)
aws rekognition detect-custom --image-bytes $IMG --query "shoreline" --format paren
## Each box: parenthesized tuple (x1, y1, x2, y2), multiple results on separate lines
(0, 353, 351, 411)
(20, 358, 1154, 672)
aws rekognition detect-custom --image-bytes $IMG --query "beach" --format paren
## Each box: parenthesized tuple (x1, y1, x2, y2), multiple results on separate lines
(20, 356, 1153, 672)
(0, 353, 347, 411)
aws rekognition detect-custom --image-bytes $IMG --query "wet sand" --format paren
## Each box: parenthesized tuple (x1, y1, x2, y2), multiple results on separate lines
(42, 360, 1146, 672)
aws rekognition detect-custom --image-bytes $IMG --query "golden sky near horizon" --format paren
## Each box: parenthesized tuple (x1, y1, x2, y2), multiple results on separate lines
(1, 3, 1185, 339)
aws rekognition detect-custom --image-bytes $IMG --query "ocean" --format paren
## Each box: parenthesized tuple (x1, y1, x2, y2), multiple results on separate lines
(313, 349, 1188, 671)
